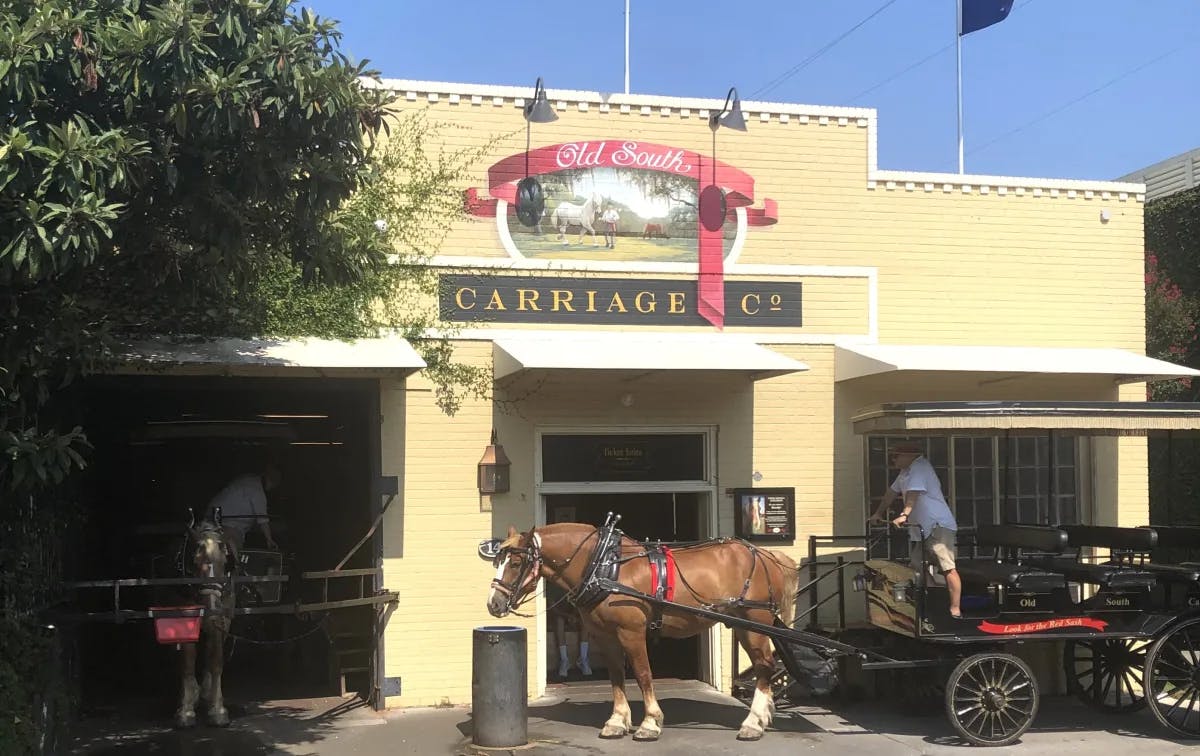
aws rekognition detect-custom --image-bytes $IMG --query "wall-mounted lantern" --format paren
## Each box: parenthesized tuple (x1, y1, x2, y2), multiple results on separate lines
(477, 429, 511, 495)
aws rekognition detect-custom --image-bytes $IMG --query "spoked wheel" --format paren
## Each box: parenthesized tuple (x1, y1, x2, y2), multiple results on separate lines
(945, 653, 1039, 747)
(1144, 617, 1200, 739)
(1063, 638, 1149, 712)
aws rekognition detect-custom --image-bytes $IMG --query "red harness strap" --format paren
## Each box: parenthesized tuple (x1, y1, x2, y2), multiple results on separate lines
(649, 546, 676, 603)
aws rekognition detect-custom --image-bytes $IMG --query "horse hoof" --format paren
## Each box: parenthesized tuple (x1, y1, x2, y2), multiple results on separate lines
(737, 725, 764, 741)
(599, 724, 628, 739)
(633, 727, 661, 742)
(174, 713, 196, 729)
(209, 709, 230, 727)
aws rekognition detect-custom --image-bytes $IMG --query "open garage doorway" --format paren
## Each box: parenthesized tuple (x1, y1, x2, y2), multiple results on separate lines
(544, 492, 704, 682)
(69, 375, 384, 718)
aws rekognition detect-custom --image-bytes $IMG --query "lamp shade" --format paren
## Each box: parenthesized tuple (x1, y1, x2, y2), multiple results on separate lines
(709, 87, 748, 132)
(524, 78, 558, 123)
(717, 101, 747, 131)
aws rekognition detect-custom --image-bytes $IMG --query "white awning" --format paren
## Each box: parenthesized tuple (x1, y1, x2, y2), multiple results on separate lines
(835, 344, 1200, 384)
(852, 401, 1200, 436)
(118, 336, 426, 376)
(492, 332, 808, 379)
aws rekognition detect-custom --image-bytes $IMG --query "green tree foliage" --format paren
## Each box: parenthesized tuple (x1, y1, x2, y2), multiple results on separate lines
(1, 2, 491, 749)
(1145, 186, 1200, 528)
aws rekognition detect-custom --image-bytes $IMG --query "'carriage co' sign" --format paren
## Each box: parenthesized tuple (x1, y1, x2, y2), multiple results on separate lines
(439, 274, 802, 327)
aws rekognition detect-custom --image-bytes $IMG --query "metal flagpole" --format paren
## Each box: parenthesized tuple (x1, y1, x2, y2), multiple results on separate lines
(624, 0, 631, 94)
(956, 0, 964, 173)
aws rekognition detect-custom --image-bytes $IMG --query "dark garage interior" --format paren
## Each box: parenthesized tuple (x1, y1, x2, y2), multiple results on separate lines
(66, 374, 384, 714)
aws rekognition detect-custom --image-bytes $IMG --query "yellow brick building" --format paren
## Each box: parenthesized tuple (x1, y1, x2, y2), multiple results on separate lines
(360, 79, 1197, 709)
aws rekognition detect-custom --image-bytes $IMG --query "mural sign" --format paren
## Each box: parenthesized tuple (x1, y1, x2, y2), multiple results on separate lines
(466, 141, 779, 329)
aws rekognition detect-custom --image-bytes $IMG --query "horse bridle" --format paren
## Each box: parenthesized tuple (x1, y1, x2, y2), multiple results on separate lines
(489, 533, 544, 616)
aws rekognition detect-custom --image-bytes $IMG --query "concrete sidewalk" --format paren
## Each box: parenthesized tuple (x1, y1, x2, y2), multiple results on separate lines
(71, 680, 1197, 755)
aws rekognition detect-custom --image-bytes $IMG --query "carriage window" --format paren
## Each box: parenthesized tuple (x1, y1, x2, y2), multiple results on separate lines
(866, 435, 1080, 557)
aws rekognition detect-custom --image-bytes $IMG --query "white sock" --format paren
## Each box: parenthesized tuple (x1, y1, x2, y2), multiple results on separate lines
(558, 645, 569, 663)
(578, 642, 589, 663)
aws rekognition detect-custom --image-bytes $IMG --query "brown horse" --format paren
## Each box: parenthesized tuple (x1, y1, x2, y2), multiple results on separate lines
(485, 522, 798, 742)
(175, 520, 233, 728)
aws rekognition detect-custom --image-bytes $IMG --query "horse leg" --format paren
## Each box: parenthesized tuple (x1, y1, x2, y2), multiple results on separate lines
(206, 620, 230, 726)
(595, 632, 632, 738)
(735, 626, 777, 741)
(175, 642, 199, 728)
(617, 626, 664, 741)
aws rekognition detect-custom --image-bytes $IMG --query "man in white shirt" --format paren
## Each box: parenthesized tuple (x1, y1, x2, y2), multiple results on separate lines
(206, 465, 280, 553)
(869, 442, 962, 618)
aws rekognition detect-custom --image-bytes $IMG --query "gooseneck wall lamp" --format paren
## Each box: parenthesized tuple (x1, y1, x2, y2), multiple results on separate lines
(700, 87, 747, 232)
(515, 77, 558, 228)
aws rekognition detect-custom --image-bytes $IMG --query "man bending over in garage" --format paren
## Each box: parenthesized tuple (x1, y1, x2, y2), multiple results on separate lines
(206, 463, 281, 553)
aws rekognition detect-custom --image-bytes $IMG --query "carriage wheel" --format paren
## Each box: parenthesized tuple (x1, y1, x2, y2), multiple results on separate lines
(1063, 638, 1148, 713)
(1144, 617, 1200, 739)
(945, 653, 1038, 747)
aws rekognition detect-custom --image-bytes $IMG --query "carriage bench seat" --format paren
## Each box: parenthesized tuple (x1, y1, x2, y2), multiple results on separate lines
(974, 524, 1068, 554)
(1147, 525, 1200, 550)
(1062, 525, 1157, 551)
(1030, 557, 1157, 589)
(955, 558, 1066, 593)
(1138, 562, 1200, 584)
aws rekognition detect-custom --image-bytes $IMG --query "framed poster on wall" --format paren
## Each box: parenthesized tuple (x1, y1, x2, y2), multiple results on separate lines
(733, 488, 795, 542)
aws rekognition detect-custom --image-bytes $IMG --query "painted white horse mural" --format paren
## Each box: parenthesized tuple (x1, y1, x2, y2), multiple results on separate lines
(552, 195, 601, 246)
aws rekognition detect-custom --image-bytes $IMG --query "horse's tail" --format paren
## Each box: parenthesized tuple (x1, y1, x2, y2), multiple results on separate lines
(774, 551, 799, 628)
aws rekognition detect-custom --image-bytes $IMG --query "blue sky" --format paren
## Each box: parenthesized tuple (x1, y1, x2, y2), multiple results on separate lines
(303, 0, 1199, 181)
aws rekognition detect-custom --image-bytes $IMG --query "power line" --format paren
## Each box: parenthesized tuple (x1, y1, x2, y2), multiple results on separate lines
(968, 43, 1192, 156)
(849, 43, 953, 104)
(751, 0, 901, 100)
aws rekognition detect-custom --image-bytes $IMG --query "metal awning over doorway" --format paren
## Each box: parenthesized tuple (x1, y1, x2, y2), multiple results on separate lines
(491, 332, 808, 380)
(851, 401, 1200, 437)
(835, 344, 1200, 384)
(116, 336, 427, 377)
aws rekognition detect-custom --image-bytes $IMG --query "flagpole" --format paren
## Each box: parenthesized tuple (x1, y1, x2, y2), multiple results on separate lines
(624, 0, 630, 94)
(956, 0, 964, 173)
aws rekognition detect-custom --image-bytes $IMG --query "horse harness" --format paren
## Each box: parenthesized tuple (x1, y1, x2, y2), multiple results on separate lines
(569, 515, 781, 641)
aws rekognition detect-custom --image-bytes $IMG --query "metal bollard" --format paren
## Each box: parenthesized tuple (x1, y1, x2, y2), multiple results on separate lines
(472, 626, 528, 747)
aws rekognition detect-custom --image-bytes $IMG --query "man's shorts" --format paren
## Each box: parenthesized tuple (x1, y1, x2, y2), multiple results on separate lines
(909, 526, 957, 573)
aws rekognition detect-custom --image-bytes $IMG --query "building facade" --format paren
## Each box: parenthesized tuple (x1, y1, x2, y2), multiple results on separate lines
(356, 79, 1200, 708)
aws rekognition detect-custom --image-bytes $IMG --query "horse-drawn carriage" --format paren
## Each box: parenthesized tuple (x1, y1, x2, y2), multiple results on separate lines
(485, 401, 1200, 746)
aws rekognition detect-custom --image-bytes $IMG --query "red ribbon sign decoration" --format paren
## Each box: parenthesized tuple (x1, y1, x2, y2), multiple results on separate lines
(976, 617, 1108, 635)
(465, 141, 778, 329)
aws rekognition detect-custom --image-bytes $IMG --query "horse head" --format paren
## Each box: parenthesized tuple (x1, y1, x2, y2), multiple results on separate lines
(186, 514, 230, 611)
(486, 525, 543, 617)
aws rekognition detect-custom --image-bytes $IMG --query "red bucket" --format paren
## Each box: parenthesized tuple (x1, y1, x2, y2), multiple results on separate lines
(150, 606, 204, 644)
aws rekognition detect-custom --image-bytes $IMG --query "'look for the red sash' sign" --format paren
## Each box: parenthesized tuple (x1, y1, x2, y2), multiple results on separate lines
(976, 617, 1108, 634)
(465, 141, 779, 330)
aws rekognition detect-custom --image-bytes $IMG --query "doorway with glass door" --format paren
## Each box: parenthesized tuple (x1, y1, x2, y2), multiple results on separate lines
(545, 492, 703, 682)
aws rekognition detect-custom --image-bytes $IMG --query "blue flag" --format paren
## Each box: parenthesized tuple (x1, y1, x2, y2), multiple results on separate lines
(960, 0, 1013, 35)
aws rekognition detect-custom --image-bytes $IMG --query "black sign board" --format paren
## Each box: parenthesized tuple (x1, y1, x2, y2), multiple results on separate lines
(542, 434, 705, 483)
(440, 274, 802, 327)
(733, 487, 795, 542)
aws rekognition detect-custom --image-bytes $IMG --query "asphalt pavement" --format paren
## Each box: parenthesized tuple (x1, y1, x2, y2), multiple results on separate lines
(69, 680, 1198, 755)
